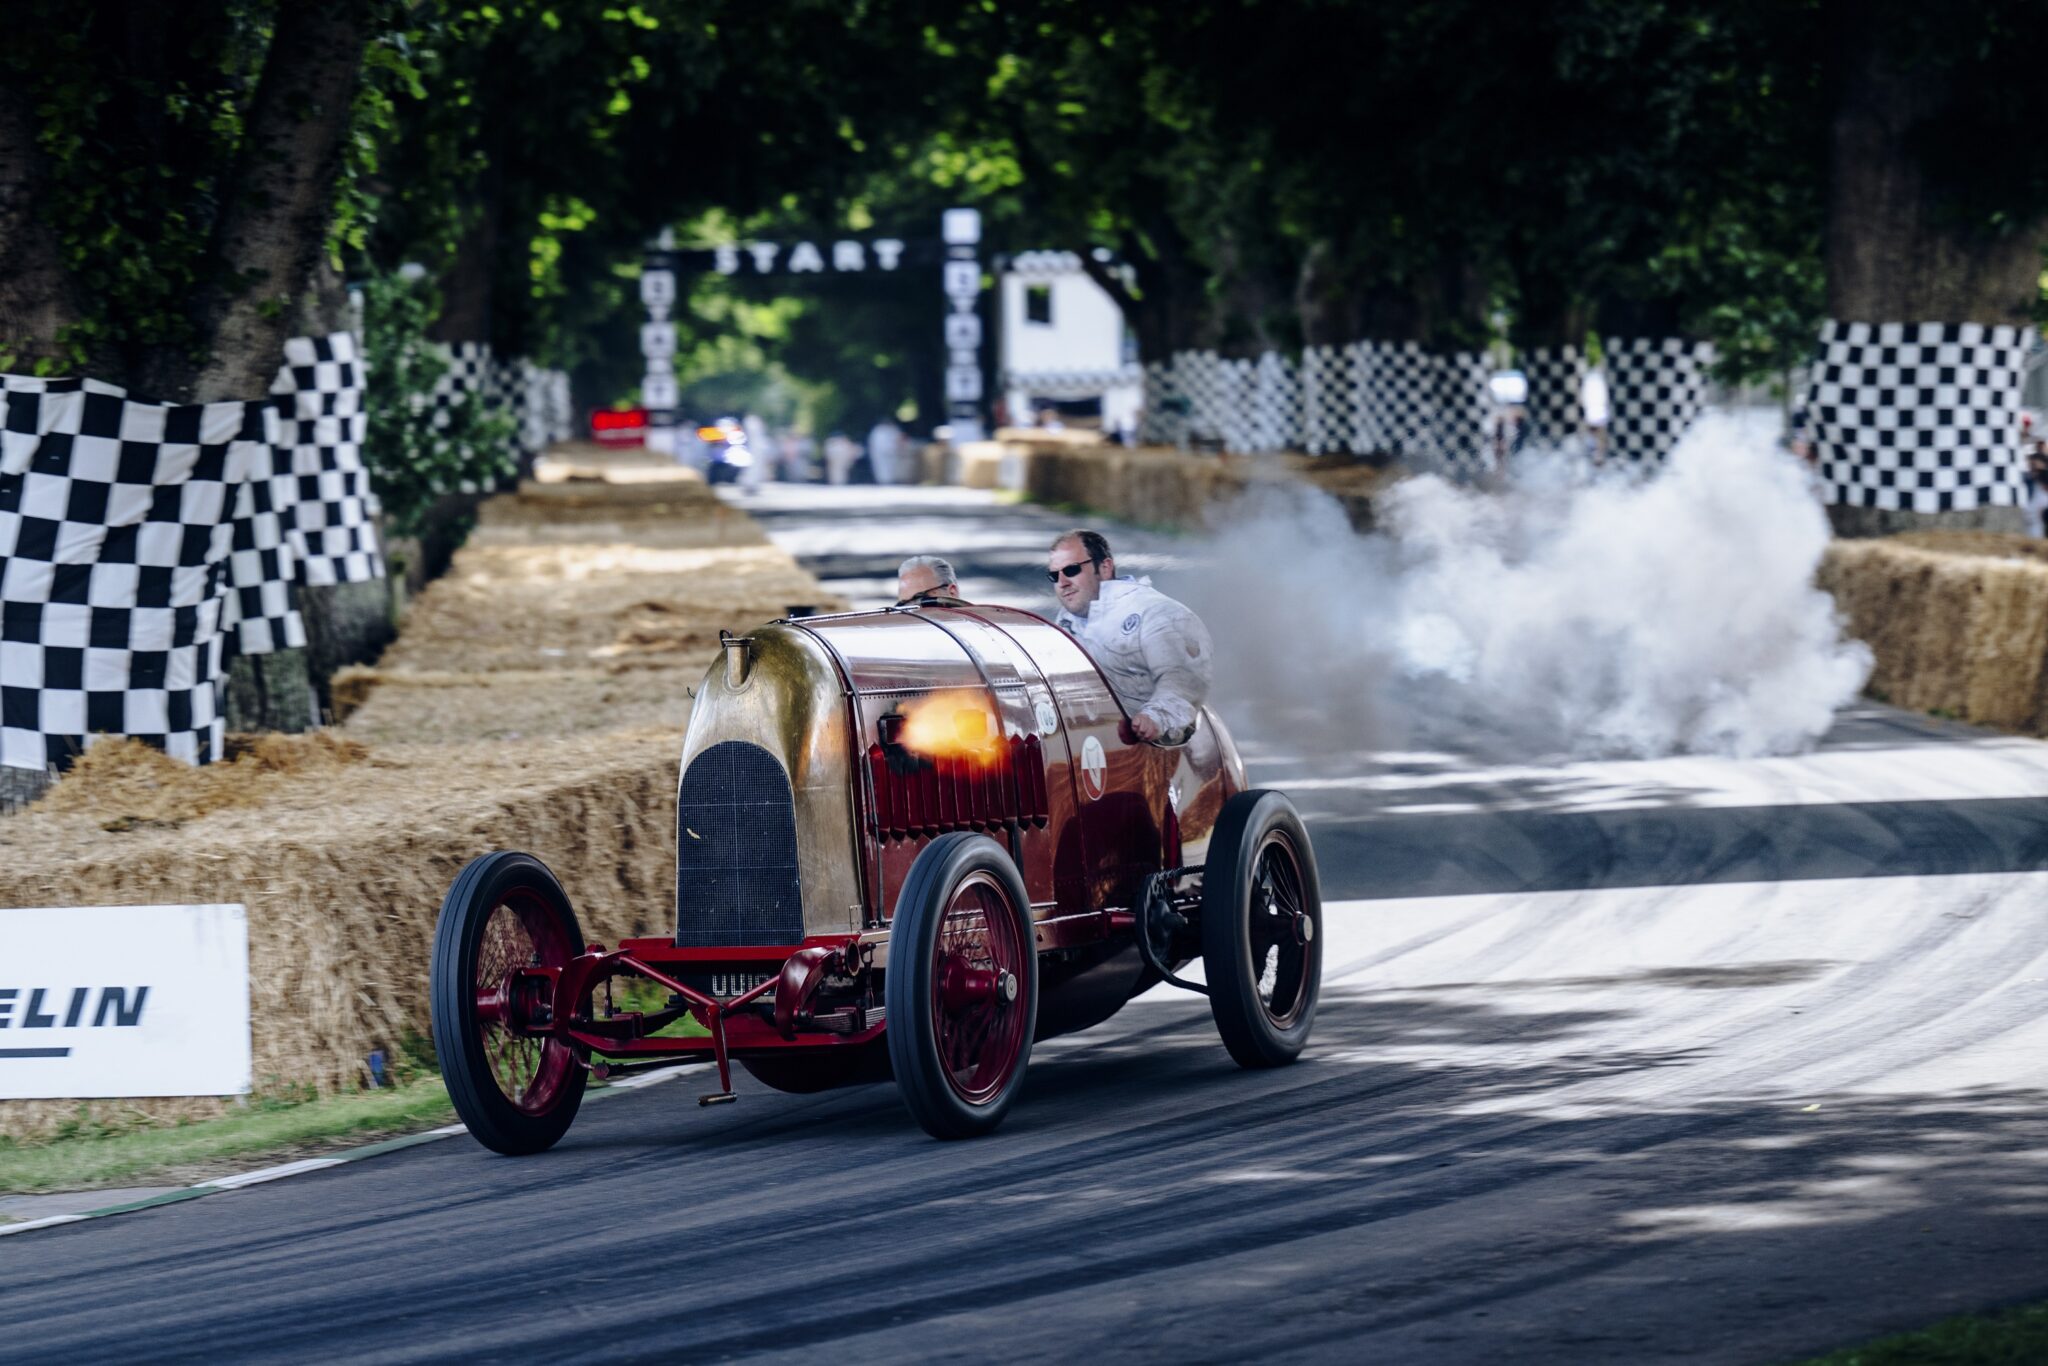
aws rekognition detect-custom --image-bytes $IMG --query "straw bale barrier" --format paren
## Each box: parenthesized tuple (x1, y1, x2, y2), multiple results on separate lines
(1, 454, 841, 1141)
(1818, 532, 2048, 732)
(994, 438, 1394, 532)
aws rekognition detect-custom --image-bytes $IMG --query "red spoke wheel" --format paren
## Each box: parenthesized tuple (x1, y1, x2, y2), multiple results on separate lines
(886, 833, 1038, 1139)
(1201, 791, 1323, 1068)
(430, 851, 588, 1155)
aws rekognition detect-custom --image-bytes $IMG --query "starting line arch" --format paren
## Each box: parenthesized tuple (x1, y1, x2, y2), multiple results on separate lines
(636, 208, 986, 446)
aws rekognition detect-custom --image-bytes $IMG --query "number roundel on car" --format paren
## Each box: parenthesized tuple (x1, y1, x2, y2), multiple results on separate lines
(1080, 734, 1107, 801)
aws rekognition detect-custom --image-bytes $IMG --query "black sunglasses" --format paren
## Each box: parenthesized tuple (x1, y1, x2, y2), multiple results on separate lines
(1045, 559, 1099, 583)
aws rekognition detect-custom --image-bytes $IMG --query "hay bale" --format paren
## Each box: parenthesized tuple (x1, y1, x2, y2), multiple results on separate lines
(0, 474, 838, 1142)
(1818, 537, 2048, 731)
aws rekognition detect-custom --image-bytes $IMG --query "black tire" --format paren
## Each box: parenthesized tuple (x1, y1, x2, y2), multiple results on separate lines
(430, 851, 589, 1155)
(1201, 790, 1323, 1068)
(886, 833, 1038, 1139)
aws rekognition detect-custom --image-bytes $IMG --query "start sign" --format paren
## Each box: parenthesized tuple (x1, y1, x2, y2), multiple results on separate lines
(0, 903, 250, 1099)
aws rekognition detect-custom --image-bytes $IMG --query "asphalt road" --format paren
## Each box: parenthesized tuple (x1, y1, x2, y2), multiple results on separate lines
(5, 481, 2048, 1364)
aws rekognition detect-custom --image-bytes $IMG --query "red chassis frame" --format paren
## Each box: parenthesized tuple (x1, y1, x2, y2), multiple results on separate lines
(496, 913, 1144, 1104)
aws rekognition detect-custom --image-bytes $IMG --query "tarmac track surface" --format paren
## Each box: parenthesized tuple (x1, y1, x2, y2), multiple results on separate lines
(5, 482, 2048, 1364)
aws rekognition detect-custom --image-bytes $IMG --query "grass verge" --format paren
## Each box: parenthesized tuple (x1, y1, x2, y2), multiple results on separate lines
(0, 1078, 456, 1197)
(1797, 1301, 2048, 1365)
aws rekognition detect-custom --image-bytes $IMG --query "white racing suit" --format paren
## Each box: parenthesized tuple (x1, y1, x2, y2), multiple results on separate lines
(1056, 577, 1214, 743)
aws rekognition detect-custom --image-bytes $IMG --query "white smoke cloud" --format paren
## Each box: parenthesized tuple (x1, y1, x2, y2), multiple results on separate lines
(1185, 413, 1873, 762)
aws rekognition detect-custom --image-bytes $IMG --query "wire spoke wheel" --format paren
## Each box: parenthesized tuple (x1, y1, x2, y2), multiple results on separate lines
(1202, 791, 1324, 1068)
(888, 833, 1038, 1139)
(472, 888, 577, 1115)
(431, 852, 590, 1155)
(932, 872, 1030, 1107)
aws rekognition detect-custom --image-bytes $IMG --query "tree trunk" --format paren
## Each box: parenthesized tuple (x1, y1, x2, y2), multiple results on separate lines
(430, 168, 503, 344)
(292, 256, 357, 339)
(1820, 9, 2041, 535)
(1295, 239, 1360, 349)
(0, 85, 90, 374)
(1825, 18, 2048, 323)
(137, 0, 367, 403)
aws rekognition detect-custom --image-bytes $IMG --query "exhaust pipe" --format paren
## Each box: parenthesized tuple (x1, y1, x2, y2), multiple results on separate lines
(720, 630, 753, 688)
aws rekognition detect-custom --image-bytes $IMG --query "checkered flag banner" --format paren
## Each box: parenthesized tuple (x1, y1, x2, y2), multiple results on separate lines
(1299, 346, 1348, 455)
(428, 340, 491, 432)
(1522, 346, 1586, 447)
(221, 397, 305, 655)
(1806, 321, 2028, 513)
(1, 376, 269, 771)
(542, 369, 573, 444)
(270, 332, 383, 586)
(1431, 350, 1495, 476)
(1141, 359, 1183, 446)
(1606, 337, 1714, 464)
(487, 355, 539, 455)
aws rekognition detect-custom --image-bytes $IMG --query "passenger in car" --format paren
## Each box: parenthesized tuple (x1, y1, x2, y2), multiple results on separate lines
(896, 554, 971, 607)
(1046, 529, 1213, 743)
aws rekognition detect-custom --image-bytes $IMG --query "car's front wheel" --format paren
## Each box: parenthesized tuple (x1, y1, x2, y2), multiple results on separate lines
(430, 851, 588, 1154)
(885, 833, 1038, 1139)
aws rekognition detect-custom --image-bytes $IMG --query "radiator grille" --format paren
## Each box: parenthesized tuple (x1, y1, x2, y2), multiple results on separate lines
(675, 740, 804, 946)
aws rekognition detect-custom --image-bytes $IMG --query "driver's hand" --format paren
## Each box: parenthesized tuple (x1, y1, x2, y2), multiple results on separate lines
(1131, 713, 1162, 741)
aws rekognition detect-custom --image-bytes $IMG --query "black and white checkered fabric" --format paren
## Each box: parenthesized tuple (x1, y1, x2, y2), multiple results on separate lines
(1003, 365, 1143, 401)
(1135, 340, 1497, 468)
(1522, 346, 1586, 446)
(1806, 320, 2028, 512)
(1, 376, 268, 771)
(541, 369, 573, 444)
(1246, 351, 1298, 454)
(428, 341, 491, 431)
(1298, 345, 1347, 454)
(1355, 341, 1437, 455)
(222, 398, 304, 655)
(1431, 351, 1494, 475)
(487, 355, 532, 453)
(270, 332, 383, 586)
(1606, 337, 1714, 464)
(1141, 359, 1183, 445)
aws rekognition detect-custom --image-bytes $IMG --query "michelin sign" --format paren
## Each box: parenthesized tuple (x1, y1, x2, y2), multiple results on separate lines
(1, 903, 250, 1099)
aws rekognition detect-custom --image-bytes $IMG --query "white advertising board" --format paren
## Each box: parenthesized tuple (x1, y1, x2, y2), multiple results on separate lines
(0, 903, 250, 1099)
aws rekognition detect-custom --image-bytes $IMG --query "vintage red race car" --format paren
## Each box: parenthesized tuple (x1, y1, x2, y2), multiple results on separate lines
(429, 600, 1324, 1152)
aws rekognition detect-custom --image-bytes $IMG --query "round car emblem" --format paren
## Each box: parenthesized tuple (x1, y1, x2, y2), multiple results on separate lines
(1079, 735, 1107, 801)
(1035, 698, 1058, 736)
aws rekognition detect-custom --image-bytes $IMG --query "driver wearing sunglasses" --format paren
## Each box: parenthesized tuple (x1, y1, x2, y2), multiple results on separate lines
(1047, 528, 1212, 744)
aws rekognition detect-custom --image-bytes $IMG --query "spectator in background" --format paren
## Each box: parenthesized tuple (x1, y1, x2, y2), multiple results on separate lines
(2027, 444, 2048, 538)
(739, 412, 770, 493)
(867, 418, 905, 485)
(1037, 406, 1065, 433)
(779, 431, 816, 483)
(1581, 368, 1611, 463)
(823, 431, 860, 485)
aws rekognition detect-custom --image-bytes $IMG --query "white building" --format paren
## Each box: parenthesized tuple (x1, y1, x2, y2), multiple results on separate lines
(998, 250, 1142, 435)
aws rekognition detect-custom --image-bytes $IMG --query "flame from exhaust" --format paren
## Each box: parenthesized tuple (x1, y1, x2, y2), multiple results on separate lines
(896, 689, 1004, 767)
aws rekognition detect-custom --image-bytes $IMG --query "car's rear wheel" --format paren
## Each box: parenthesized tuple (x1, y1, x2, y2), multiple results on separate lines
(886, 833, 1038, 1139)
(1201, 790, 1323, 1068)
(430, 851, 588, 1154)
